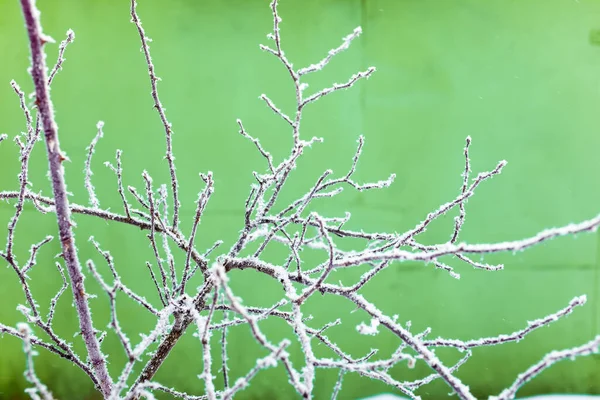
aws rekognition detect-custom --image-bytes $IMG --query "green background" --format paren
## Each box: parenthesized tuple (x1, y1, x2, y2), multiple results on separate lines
(1, 0, 600, 398)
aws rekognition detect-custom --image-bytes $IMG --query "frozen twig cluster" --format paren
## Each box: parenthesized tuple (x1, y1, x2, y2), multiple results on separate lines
(1, 0, 599, 399)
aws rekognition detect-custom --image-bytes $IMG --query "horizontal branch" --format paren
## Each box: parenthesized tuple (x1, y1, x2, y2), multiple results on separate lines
(335, 213, 600, 268)
(423, 295, 587, 349)
(0, 190, 208, 270)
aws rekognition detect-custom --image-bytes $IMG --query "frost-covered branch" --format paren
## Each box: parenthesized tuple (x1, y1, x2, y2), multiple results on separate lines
(18, 323, 54, 400)
(491, 336, 600, 400)
(130, 0, 180, 231)
(2, 0, 598, 399)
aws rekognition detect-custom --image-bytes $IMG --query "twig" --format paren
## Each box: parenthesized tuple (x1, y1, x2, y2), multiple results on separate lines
(105, 150, 132, 218)
(491, 335, 600, 400)
(18, 323, 54, 400)
(451, 136, 472, 243)
(130, 0, 180, 231)
(85, 121, 104, 209)
(180, 172, 214, 294)
(47, 29, 75, 85)
(424, 295, 587, 350)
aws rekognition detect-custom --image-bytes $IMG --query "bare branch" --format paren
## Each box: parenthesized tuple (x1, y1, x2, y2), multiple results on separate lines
(180, 172, 214, 294)
(22, 235, 53, 275)
(397, 158, 507, 246)
(301, 67, 376, 108)
(425, 295, 587, 350)
(105, 150, 132, 218)
(334, 212, 600, 268)
(90, 236, 159, 316)
(130, 0, 180, 231)
(17, 1, 112, 394)
(298, 27, 362, 76)
(237, 119, 275, 174)
(491, 335, 600, 400)
(294, 215, 335, 304)
(259, 94, 294, 126)
(46, 262, 68, 325)
(5, 1, 598, 398)
(47, 29, 75, 85)
(6, 80, 39, 262)
(450, 136, 472, 243)
(18, 323, 54, 400)
(85, 121, 104, 209)
(190, 290, 218, 400)
(213, 262, 306, 396)
(143, 171, 170, 304)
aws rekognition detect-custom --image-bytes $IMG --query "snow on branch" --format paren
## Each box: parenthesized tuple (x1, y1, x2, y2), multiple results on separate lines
(491, 335, 600, 400)
(2, 0, 597, 399)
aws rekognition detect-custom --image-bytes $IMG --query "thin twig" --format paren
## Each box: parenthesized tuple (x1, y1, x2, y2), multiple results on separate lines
(85, 121, 104, 209)
(18, 323, 54, 400)
(180, 172, 214, 294)
(130, 0, 180, 231)
(47, 29, 75, 85)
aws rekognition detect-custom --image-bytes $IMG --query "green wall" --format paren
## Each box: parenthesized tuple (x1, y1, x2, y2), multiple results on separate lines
(0, 0, 599, 398)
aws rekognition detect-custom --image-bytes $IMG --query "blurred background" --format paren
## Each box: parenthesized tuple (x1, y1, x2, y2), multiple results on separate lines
(1, 0, 599, 398)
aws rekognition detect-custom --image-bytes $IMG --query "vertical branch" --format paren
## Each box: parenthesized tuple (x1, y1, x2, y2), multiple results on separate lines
(47, 29, 75, 85)
(331, 370, 344, 400)
(85, 121, 104, 209)
(105, 149, 132, 218)
(180, 172, 214, 294)
(130, 0, 180, 231)
(17, 0, 113, 396)
(18, 323, 54, 400)
(6, 81, 37, 261)
(46, 262, 68, 325)
(451, 136, 471, 243)
(191, 289, 219, 400)
(221, 309, 230, 390)
(143, 171, 170, 304)
(156, 184, 178, 293)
